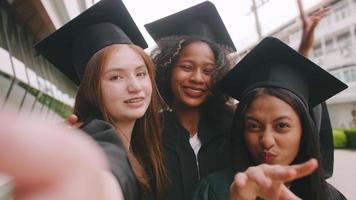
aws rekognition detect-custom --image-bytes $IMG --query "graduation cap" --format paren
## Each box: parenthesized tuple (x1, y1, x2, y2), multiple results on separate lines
(144, 1, 236, 51)
(219, 37, 348, 107)
(34, 0, 147, 85)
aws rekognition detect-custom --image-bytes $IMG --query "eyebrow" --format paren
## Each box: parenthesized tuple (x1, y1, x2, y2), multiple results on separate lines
(104, 65, 147, 74)
(245, 116, 261, 123)
(273, 116, 293, 122)
(245, 116, 293, 123)
(179, 58, 215, 66)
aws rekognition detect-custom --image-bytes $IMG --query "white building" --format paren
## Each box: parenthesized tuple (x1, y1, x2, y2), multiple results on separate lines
(235, 0, 356, 128)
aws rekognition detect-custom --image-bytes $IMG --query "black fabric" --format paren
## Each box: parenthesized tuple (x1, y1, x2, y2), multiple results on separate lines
(219, 37, 348, 108)
(71, 23, 132, 81)
(162, 111, 231, 200)
(81, 119, 139, 200)
(145, 1, 235, 50)
(311, 103, 334, 178)
(319, 102, 334, 178)
(34, 0, 147, 84)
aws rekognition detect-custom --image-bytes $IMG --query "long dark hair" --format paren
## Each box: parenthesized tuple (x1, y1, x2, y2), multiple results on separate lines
(74, 44, 167, 200)
(151, 35, 234, 125)
(230, 87, 328, 200)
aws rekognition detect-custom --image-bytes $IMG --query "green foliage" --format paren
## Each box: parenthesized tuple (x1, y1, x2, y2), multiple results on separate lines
(344, 128, 356, 148)
(333, 129, 347, 149)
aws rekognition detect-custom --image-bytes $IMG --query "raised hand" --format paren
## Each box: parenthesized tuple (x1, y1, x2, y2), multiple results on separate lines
(297, 0, 330, 56)
(230, 159, 318, 200)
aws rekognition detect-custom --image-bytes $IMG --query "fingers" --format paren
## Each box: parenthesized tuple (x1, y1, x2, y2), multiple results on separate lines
(297, 0, 306, 20)
(290, 158, 318, 179)
(234, 172, 248, 187)
(0, 111, 109, 189)
(279, 185, 302, 200)
(263, 165, 297, 182)
(66, 114, 78, 125)
(245, 165, 273, 188)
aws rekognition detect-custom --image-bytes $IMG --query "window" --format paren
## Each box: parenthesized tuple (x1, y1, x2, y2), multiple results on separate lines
(350, 68, 356, 82)
(332, 66, 356, 83)
(332, 71, 342, 80)
(337, 32, 352, 50)
(325, 38, 334, 53)
(334, 2, 350, 22)
(0, 73, 12, 106)
(4, 82, 26, 110)
(313, 43, 323, 57)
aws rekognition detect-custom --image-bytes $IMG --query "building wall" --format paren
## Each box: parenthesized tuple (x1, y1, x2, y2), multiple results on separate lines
(0, 3, 77, 120)
(328, 101, 356, 128)
(270, 0, 356, 128)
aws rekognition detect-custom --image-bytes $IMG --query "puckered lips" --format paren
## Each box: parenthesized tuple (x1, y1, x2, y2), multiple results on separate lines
(263, 150, 277, 163)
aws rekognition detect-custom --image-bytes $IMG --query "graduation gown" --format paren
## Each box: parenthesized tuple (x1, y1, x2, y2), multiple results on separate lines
(163, 111, 231, 200)
(81, 119, 139, 200)
(193, 169, 347, 200)
(312, 102, 334, 178)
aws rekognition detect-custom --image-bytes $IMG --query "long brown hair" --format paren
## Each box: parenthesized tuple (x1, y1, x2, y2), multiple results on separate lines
(230, 87, 328, 200)
(74, 44, 167, 199)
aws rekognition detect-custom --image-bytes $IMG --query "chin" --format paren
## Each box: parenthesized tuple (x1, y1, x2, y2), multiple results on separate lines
(182, 99, 205, 108)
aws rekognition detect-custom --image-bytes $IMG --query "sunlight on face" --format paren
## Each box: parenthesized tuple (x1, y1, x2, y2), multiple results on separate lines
(244, 93, 302, 165)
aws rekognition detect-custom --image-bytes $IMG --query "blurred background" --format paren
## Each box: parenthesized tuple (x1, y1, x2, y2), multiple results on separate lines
(0, 0, 355, 198)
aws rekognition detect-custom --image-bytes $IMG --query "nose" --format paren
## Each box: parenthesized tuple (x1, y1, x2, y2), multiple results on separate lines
(189, 69, 204, 83)
(260, 131, 275, 150)
(127, 76, 142, 93)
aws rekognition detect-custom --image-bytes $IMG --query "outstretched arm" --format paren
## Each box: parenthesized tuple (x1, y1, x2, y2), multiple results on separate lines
(0, 110, 123, 200)
(297, 0, 330, 57)
(230, 159, 318, 200)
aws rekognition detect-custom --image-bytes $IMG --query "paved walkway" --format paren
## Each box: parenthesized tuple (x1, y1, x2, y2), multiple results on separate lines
(328, 149, 356, 199)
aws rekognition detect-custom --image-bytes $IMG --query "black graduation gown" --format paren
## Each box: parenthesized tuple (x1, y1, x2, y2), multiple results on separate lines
(193, 169, 347, 200)
(312, 102, 334, 178)
(163, 111, 231, 200)
(81, 119, 139, 200)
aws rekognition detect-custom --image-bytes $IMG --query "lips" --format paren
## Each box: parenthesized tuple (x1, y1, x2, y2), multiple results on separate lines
(124, 97, 144, 103)
(263, 151, 277, 163)
(124, 97, 145, 108)
(182, 86, 206, 98)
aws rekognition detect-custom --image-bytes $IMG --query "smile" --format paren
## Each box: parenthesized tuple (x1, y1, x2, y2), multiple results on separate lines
(182, 86, 206, 98)
(124, 97, 144, 103)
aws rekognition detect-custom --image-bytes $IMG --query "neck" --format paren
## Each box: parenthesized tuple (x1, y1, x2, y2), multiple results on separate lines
(174, 106, 201, 136)
(113, 120, 135, 150)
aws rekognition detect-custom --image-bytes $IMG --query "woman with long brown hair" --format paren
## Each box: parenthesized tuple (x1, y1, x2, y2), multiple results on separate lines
(35, 0, 167, 199)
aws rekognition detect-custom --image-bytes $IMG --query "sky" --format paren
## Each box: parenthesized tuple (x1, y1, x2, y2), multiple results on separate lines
(88, 0, 324, 51)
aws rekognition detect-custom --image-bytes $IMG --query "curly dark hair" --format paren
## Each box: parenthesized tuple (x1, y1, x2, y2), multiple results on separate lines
(151, 35, 235, 125)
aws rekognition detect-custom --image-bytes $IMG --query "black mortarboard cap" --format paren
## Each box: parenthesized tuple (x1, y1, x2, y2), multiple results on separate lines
(144, 1, 236, 51)
(219, 37, 348, 107)
(34, 0, 147, 85)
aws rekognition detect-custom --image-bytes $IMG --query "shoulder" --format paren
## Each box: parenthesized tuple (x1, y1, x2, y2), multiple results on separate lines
(193, 169, 232, 200)
(326, 182, 347, 200)
(81, 119, 139, 200)
(80, 119, 123, 146)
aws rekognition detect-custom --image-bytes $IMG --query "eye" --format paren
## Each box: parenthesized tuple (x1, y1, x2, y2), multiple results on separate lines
(275, 122, 290, 132)
(245, 121, 261, 132)
(179, 64, 193, 72)
(109, 75, 123, 81)
(203, 68, 213, 76)
(137, 71, 147, 77)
